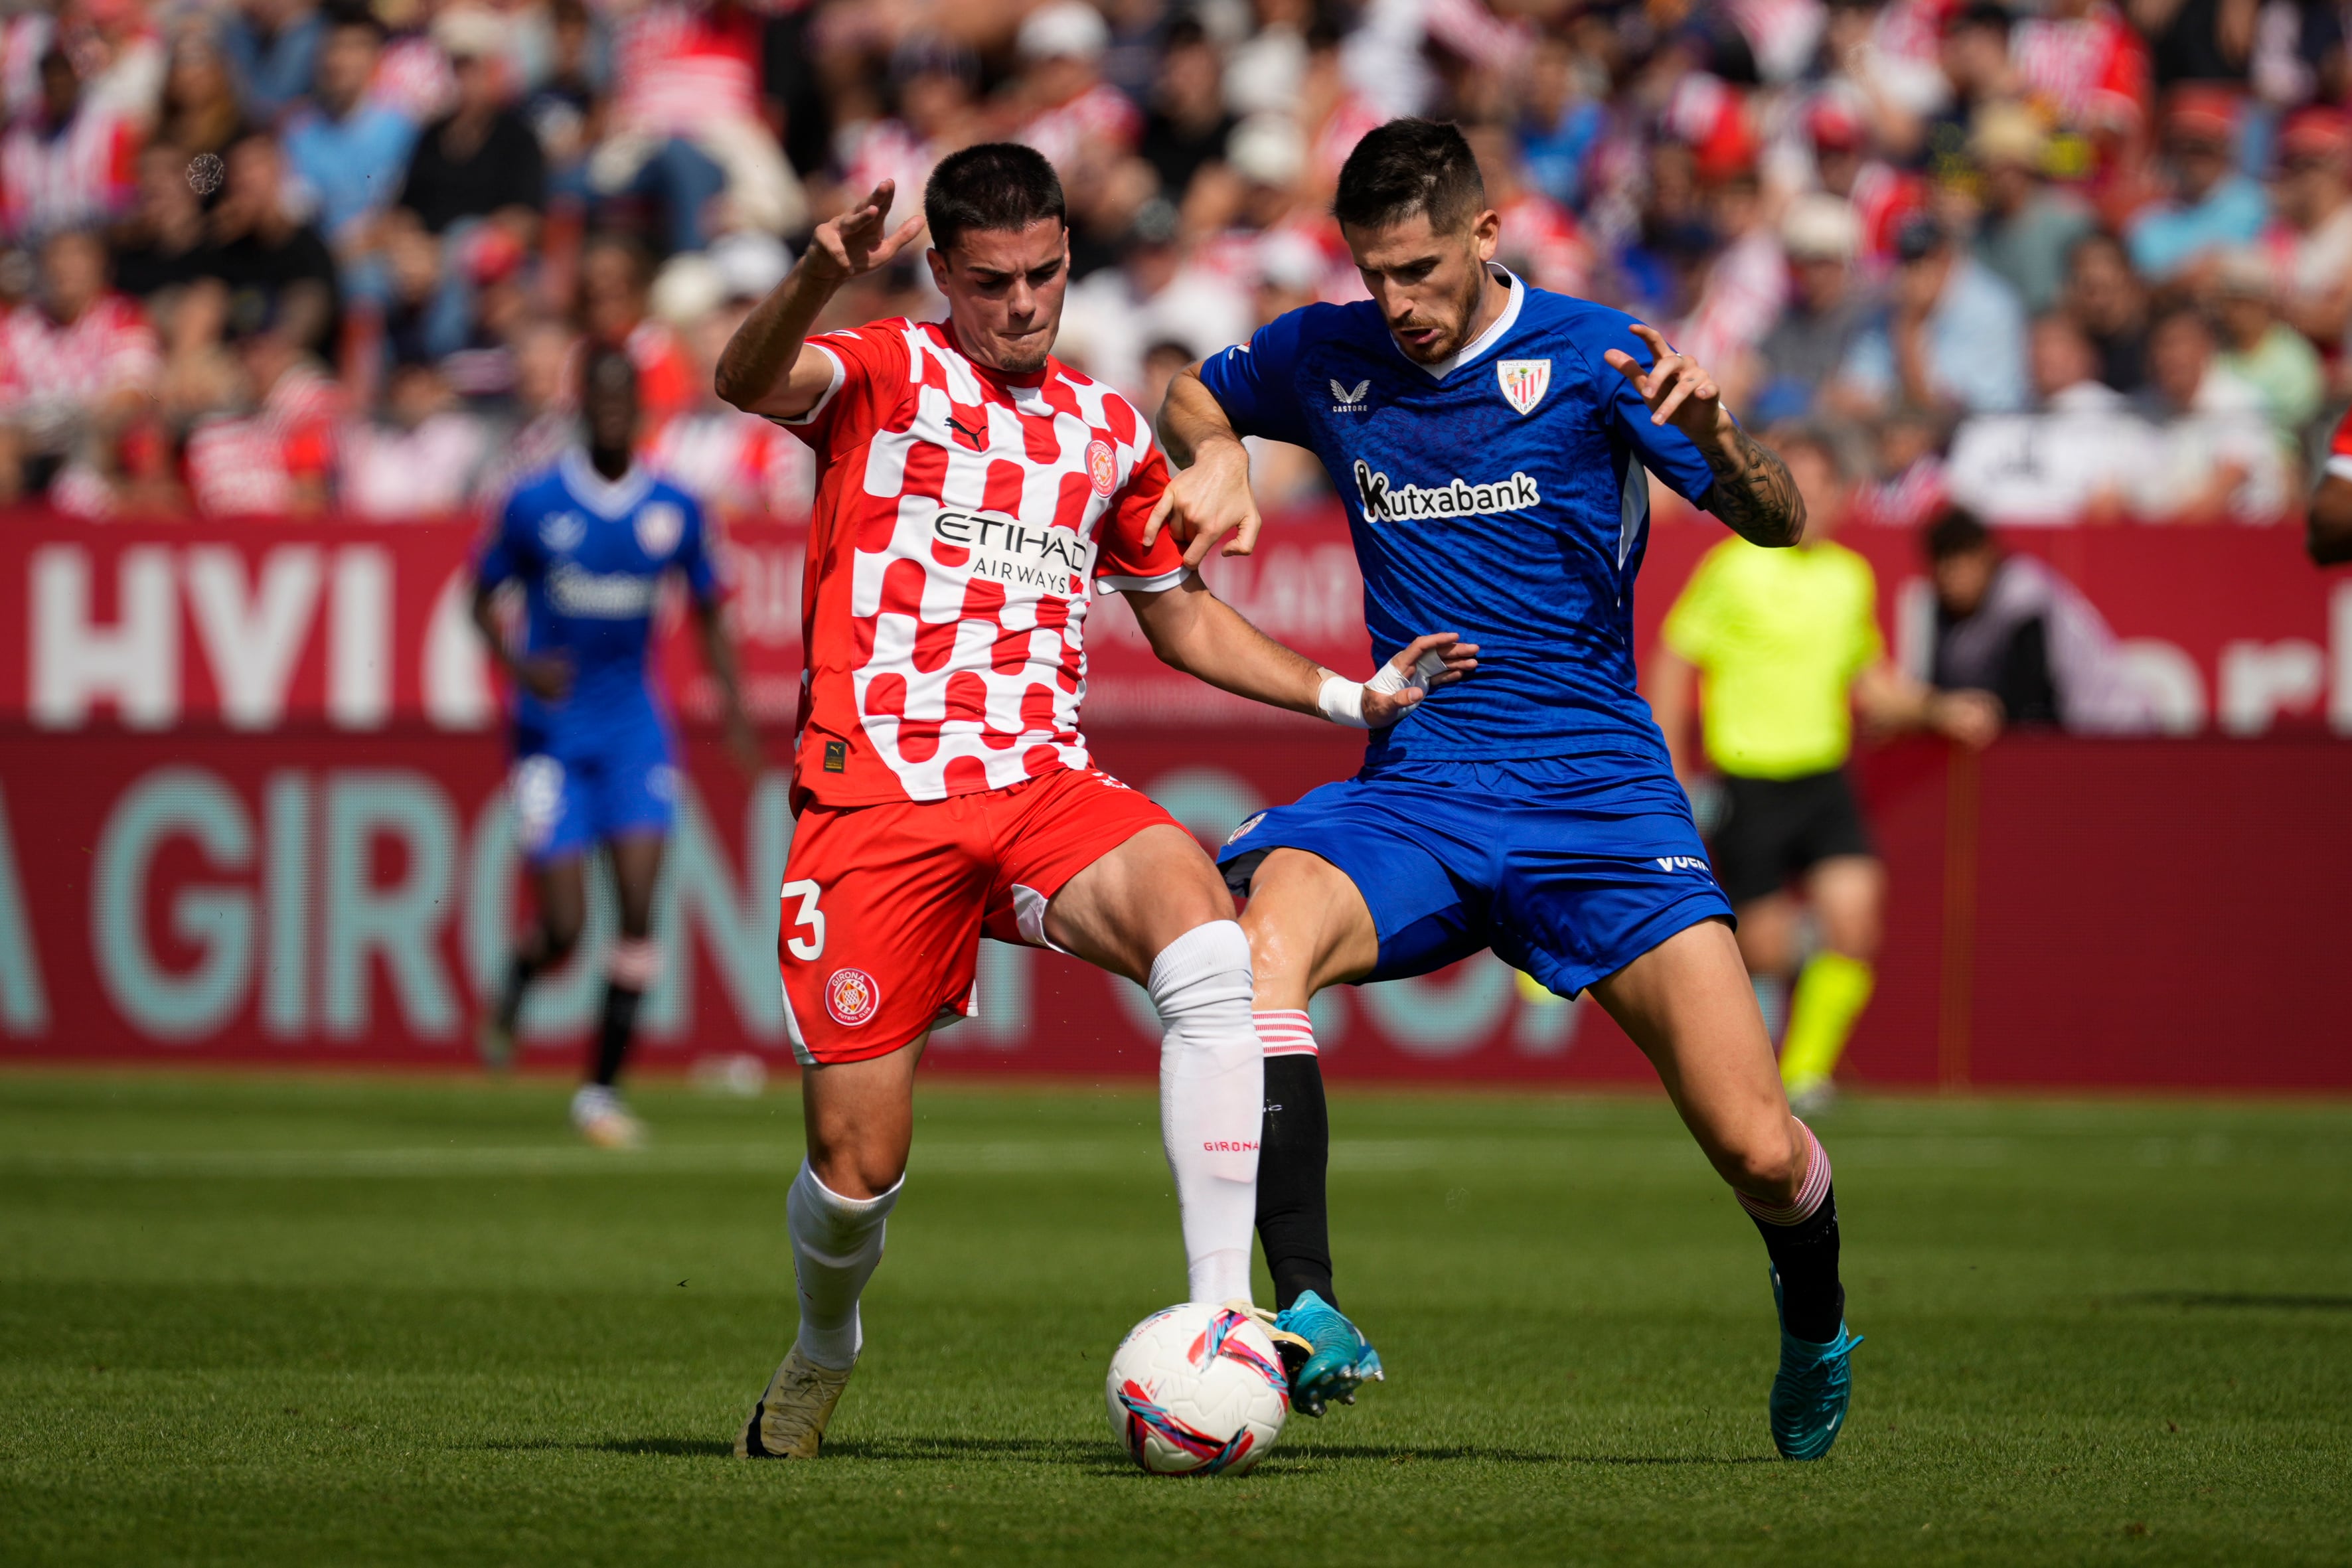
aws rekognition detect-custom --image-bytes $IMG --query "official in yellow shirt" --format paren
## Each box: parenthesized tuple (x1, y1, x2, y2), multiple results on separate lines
(1650, 430, 1999, 1111)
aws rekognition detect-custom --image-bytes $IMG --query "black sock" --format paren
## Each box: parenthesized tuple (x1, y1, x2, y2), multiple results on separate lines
(1749, 1181, 1844, 1343)
(495, 951, 540, 1033)
(590, 981, 643, 1089)
(1257, 1053, 1336, 1310)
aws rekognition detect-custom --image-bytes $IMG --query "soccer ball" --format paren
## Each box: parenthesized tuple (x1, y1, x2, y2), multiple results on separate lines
(1104, 1302, 1290, 1475)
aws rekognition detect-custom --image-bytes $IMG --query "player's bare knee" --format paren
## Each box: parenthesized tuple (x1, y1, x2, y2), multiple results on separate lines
(1717, 1122, 1804, 1202)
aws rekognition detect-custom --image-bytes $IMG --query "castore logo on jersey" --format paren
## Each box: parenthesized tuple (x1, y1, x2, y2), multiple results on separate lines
(1329, 378, 1372, 412)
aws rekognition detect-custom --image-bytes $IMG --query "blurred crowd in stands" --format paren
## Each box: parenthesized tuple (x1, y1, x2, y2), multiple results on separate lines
(0, 0, 2347, 524)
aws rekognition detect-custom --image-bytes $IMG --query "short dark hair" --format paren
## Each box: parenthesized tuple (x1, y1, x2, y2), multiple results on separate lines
(1332, 118, 1486, 235)
(1924, 506, 1993, 561)
(925, 143, 1065, 253)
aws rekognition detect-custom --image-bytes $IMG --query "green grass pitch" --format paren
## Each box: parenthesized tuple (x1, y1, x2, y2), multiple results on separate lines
(3, 1072, 2349, 1567)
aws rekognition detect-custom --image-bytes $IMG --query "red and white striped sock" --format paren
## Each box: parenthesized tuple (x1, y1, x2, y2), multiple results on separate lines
(1255, 1008, 1318, 1058)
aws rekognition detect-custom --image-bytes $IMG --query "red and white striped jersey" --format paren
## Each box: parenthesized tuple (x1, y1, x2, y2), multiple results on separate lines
(2011, 3, 2149, 133)
(0, 104, 138, 241)
(0, 293, 157, 447)
(185, 363, 341, 518)
(778, 318, 1185, 806)
(1012, 82, 1140, 173)
(611, 0, 763, 133)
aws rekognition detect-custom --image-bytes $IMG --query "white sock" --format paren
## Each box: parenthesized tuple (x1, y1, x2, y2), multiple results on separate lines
(1148, 919, 1263, 1305)
(787, 1160, 901, 1370)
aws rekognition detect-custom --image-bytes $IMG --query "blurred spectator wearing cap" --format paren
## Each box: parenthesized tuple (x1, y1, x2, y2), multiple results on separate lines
(2063, 228, 2151, 390)
(1946, 311, 2158, 521)
(2262, 106, 2352, 355)
(2210, 247, 2323, 439)
(0, 228, 159, 510)
(397, 10, 544, 242)
(1967, 102, 2094, 314)
(219, 0, 326, 125)
(2, 47, 140, 244)
(2126, 88, 2267, 281)
(1845, 214, 2030, 414)
(2138, 300, 2292, 520)
(282, 7, 420, 252)
(1924, 507, 2161, 732)
(588, 0, 804, 256)
(340, 358, 492, 517)
(1759, 194, 1874, 413)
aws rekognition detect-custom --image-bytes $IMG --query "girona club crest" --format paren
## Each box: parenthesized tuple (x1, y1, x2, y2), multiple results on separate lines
(1497, 358, 1551, 416)
(824, 968, 881, 1027)
(1087, 438, 1119, 497)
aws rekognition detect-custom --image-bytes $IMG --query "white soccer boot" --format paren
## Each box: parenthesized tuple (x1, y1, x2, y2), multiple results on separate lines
(736, 1345, 855, 1458)
(570, 1085, 645, 1149)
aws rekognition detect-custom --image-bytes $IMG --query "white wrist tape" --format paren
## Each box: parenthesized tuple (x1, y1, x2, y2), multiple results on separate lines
(1316, 673, 1368, 728)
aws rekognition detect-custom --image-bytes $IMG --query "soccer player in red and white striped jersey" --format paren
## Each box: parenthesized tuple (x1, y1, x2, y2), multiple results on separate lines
(710, 143, 1472, 1460)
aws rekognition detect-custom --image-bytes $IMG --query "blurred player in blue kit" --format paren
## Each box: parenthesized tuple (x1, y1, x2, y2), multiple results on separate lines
(1155, 119, 1861, 1458)
(470, 347, 761, 1146)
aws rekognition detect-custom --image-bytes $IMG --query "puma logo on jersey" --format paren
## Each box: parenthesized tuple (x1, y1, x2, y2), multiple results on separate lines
(1330, 378, 1372, 412)
(945, 416, 988, 450)
(1656, 856, 1709, 874)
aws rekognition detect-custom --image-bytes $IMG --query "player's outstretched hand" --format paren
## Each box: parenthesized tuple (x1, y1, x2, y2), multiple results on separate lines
(803, 180, 927, 285)
(1361, 633, 1478, 728)
(1603, 323, 1730, 443)
(514, 653, 572, 702)
(1146, 438, 1261, 569)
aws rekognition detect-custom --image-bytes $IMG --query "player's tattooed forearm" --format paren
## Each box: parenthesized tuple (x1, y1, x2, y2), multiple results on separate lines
(1701, 427, 1806, 547)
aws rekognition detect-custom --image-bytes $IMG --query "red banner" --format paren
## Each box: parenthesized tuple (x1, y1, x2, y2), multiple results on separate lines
(4, 507, 2347, 736)
(0, 726, 2345, 1088)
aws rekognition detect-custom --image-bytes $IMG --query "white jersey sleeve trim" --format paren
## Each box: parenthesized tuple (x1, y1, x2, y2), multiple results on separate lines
(1097, 567, 1190, 593)
(775, 343, 847, 428)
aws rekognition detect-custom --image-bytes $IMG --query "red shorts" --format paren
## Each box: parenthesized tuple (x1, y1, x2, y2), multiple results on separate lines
(777, 767, 1180, 1065)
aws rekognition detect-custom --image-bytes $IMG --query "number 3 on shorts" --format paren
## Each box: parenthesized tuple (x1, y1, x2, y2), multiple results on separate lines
(781, 879, 826, 961)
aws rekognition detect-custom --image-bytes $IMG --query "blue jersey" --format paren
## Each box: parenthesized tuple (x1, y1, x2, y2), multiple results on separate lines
(1197, 270, 1720, 767)
(475, 449, 721, 759)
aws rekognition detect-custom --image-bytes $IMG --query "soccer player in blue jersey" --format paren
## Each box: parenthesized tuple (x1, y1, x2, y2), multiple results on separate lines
(1154, 119, 1861, 1459)
(471, 346, 761, 1147)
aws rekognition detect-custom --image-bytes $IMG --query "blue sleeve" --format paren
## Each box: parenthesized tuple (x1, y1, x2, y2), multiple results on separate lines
(1594, 324, 1718, 505)
(1194, 308, 1310, 446)
(474, 489, 534, 591)
(674, 493, 722, 603)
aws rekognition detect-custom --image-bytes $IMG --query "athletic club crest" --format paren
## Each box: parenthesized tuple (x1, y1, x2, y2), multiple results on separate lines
(1087, 438, 1118, 497)
(825, 967, 880, 1028)
(1497, 359, 1551, 416)
(635, 501, 684, 557)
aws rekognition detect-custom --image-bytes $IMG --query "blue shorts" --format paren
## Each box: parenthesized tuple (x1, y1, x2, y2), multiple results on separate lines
(508, 728, 678, 866)
(1217, 751, 1733, 998)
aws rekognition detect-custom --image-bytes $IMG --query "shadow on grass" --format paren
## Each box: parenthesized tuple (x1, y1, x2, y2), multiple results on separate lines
(478, 1434, 1771, 1470)
(2115, 1292, 2352, 1312)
